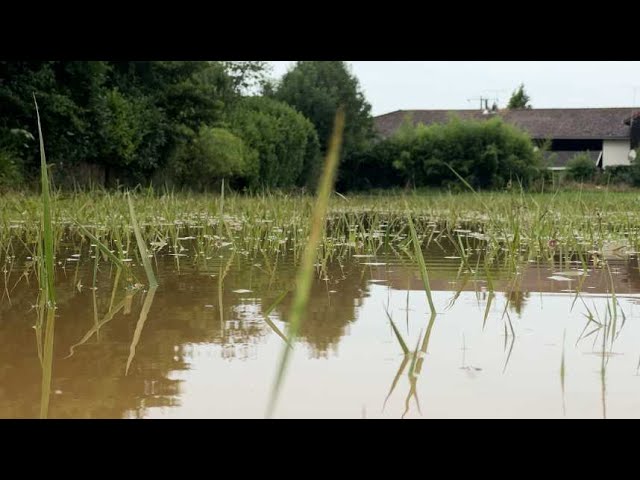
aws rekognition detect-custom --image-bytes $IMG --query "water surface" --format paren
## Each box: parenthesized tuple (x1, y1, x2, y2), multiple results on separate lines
(2, 242, 640, 418)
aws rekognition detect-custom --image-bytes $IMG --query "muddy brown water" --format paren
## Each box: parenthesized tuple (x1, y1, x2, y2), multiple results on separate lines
(2, 243, 640, 418)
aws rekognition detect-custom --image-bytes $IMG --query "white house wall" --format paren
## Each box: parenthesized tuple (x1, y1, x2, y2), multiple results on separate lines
(603, 139, 632, 167)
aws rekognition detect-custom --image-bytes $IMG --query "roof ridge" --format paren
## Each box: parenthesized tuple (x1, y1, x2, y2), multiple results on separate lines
(375, 107, 637, 117)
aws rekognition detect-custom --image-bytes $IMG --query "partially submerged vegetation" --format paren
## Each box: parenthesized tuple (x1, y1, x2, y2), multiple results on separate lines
(3, 188, 640, 269)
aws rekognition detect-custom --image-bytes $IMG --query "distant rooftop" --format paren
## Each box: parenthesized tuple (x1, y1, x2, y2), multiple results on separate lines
(374, 108, 637, 140)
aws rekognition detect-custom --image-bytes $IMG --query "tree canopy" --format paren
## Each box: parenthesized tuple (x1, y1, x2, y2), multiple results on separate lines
(270, 61, 374, 188)
(507, 83, 532, 109)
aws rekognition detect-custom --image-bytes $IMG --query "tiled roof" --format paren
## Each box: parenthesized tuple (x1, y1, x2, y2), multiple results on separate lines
(374, 108, 635, 140)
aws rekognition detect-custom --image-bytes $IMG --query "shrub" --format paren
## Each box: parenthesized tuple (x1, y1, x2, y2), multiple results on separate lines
(230, 97, 320, 189)
(566, 152, 596, 182)
(0, 149, 23, 189)
(361, 115, 543, 190)
(167, 126, 258, 190)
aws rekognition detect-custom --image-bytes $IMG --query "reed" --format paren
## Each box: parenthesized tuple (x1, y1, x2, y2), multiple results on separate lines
(266, 107, 345, 418)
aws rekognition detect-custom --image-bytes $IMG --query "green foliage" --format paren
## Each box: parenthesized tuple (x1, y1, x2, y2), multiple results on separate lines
(630, 150, 640, 186)
(372, 116, 542, 190)
(230, 96, 320, 189)
(507, 83, 532, 109)
(0, 149, 23, 188)
(0, 128, 31, 187)
(168, 126, 258, 190)
(566, 152, 597, 182)
(599, 165, 633, 186)
(0, 61, 250, 187)
(222, 61, 271, 95)
(271, 61, 374, 188)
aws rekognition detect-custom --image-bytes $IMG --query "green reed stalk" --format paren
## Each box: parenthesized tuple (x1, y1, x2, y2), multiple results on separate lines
(406, 210, 436, 316)
(127, 193, 158, 288)
(34, 95, 56, 419)
(266, 107, 345, 418)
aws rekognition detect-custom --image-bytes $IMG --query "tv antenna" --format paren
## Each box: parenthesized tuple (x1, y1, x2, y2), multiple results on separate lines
(467, 95, 499, 112)
(484, 89, 508, 108)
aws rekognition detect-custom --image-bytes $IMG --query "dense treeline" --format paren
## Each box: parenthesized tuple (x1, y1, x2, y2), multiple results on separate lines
(0, 61, 321, 190)
(2, 61, 638, 192)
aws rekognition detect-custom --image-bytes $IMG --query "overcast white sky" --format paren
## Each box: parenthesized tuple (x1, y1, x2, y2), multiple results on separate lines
(270, 61, 640, 116)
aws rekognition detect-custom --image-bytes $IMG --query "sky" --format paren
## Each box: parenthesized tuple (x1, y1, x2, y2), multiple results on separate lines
(269, 61, 640, 116)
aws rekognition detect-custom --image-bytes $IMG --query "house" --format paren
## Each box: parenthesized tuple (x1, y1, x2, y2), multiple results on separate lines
(374, 108, 640, 170)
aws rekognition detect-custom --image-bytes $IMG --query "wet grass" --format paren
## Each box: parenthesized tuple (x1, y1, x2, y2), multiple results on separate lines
(3, 189, 640, 276)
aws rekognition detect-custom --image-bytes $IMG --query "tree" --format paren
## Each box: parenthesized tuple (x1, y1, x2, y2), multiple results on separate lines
(507, 83, 532, 109)
(229, 96, 320, 189)
(222, 61, 271, 95)
(271, 61, 374, 188)
(0, 61, 238, 186)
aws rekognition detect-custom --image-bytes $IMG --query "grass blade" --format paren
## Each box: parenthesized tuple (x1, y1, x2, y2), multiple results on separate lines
(72, 220, 125, 269)
(406, 210, 436, 315)
(34, 94, 57, 419)
(127, 193, 158, 288)
(266, 107, 345, 418)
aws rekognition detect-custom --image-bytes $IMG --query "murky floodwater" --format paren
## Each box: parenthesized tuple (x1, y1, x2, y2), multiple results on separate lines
(2, 241, 640, 418)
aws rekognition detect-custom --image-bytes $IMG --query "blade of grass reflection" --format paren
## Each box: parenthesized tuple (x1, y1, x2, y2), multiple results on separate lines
(384, 305, 409, 355)
(383, 355, 410, 412)
(262, 290, 292, 348)
(125, 286, 158, 375)
(66, 291, 138, 358)
(560, 329, 566, 417)
(217, 253, 235, 334)
(402, 330, 424, 419)
(40, 306, 55, 419)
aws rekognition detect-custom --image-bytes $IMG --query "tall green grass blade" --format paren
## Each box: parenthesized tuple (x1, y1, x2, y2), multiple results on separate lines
(34, 95, 55, 305)
(266, 107, 345, 418)
(406, 210, 436, 316)
(127, 193, 158, 288)
(34, 94, 57, 419)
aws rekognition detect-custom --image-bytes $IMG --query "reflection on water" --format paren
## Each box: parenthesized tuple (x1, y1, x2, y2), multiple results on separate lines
(1, 242, 640, 418)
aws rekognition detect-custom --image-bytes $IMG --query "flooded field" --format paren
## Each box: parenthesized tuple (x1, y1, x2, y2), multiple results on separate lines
(2, 218, 640, 418)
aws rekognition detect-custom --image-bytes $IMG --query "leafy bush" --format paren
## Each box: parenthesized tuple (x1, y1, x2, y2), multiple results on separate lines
(230, 96, 320, 189)
(0, 149, 23, 188)
(167, 126, 258, 190)
(363, 115, 543, 190)
(566, 152, 596, 182)
(598, 165, 633, 185)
